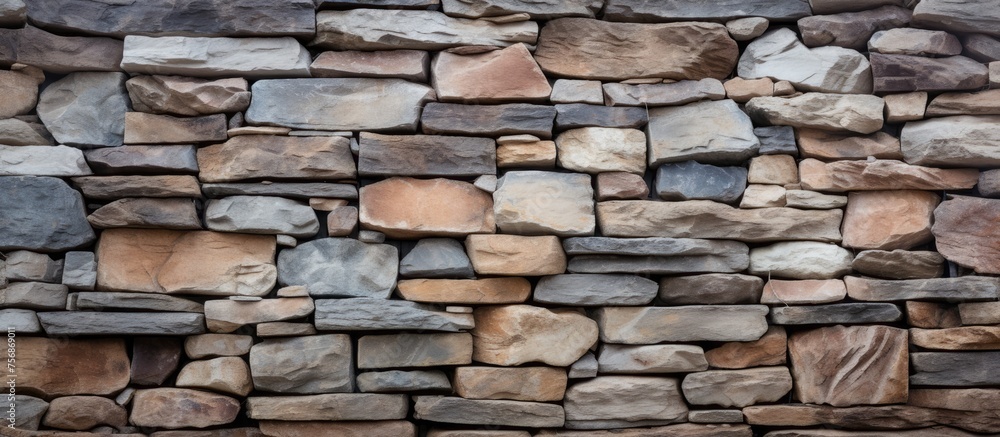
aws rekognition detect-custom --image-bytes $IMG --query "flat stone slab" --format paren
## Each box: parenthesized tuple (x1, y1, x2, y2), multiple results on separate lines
(358, 333, 473, 369)
(744, 404, 1000, 434)
(603, 0, 811, 21)
(84, 145, 198, 175)
(276, 238, 397, 298)
(598, 344, 708, 374)
(595, 305, 769, 343)
(681, 367, 793, 408)
(912, 352, 1000, 386)
(910, 326, 1000, 350)
(799, 159, 979, 192)
(359, 133, 496, 177)
(871, 53, 989, 93)
(0, 25, 123, 74)
(202, 183, 358, 200)
(0, 145, 91, 177)
(647, 99, 759, 166)
(659, 274, 763, 305)
(846, 276, 1000, 302)
(197, 135, 356, 183)
(422, 102, 556, 139)
(357, 370, 451, 393)
(246, 394, 409, 421)
(38, 312, 205, 336)
(70, 292, 203, 313)
(0, 176, 95, 252)
(250, 334, 353, 394)
(738, 28, 872, 94)
(603, 79, 726, 107)
(121, 36, 311, 78)
(555, 104, 648, 130)
(901, 115, 1000, 167)
(745, 93, 884, 134)
(314, 298, 474, 332)
(414, 396, 565, 428)
(563, 376, 688, 429)
(205, 196, 319, 238)
(770, 303, 903, 325)
(534, 274, 658, 306)
(911, 0, 1000, 36)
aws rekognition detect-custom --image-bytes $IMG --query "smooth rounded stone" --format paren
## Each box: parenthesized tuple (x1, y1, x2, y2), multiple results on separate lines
(493, 171, 594, 236)
(39, 311, 206, 336)
(314, 298, 474, 332)
(569, 352, 598, 379)
(911, 0, 1000, 36)
(97, 229, 276, 297)
(84, 145, 198, 175)
(761, 279, 847, 304)
(926, 89, 1000, 117)
(555, 104, 648, 130)
(770, 303, 903, 325)
(357, 370, 452, 393)
(785, 190, 848, 209)
(496, 141, 557, 168)
(0, 282, 68, 310)
(535, 18, 736, 81)
(681, 367, 793, 408)
(0, 70, 36, 119)
(748, 155, 798, 185)
(598, 344, 708, 374)
(358, 133, 496, 178)
(126, 76, 250, 116)
(912, 351, 1000, 387)
(87, 198, 202, 230)
(724, 77, 773, 104)
(555, 127, 646, 174)
(205, 196, 318, 238)
(842, 190, 938, 250)
(871, 54, 988, 93)
(399, 238, 475, 278)
(798, 158, 979, 192)
(551, 79, 604, 105)
(0, 309, 39, 333)
(176, 357, 253, 397)
(472, 304, 598, 366)
(2, 250, 62, 283)
(357, 333, 473, 369)
(960, 302, 1000, 325)
(749, 242, 853, 279)
(0, 118, 54, 146)
(432, 43, 550, 103)
(901, 116, 1000, 167)
(726, 17, 768, 41)
(853, 250, 945, 280)
(911, 326, 1000, 350)
(19, 337, 128, 397)
(798, 6, 911, 50)
(204, 297, 314, 333)
(705, 326, 787, 370)
(848, 276, 1000, 302)
(647, 99, 759, 166)
(596, 172, 649, 201)
(884, 92, 928, 123)
(197, 135, 356, 183)
(71, 292, 203, 313)
(688, 410, 744, 424)
(440, 0, 599, 19)
(124, 112, 228, 145)
(71, 175, 200, 199)
(248, 393, 408, 421)
(654, 161, 747, 204)
(789, 325, 909, 406)
(738, 28, 873, 94)
(744, 404, 1000, 433)
(1, 146, 91, 176)
(747, 93, 884, 134)
(535, 274, 657, 306)
(466, 234, 567, 276)
(595, 305, 769, 343)
(603, 79, 726, 107)
(932, 196, 1000, 274)
(121, 35, 309, 78)
(869, 28, 962, 56)
(740, 185, 787, 209)
(185, 334, 253, 359)
(277, 238, 397, 298)
(42, 396, 126, 431)
(0, 176, 94, 252)
(397, 278, 531, 304)
(311, 50, 430, 82)
(249, 334, 352, 394)
(797, 129, 902, 160)
(131, 388, 240, 429)
(423, 103, 556, 139)
(658, 274, 763, 305)
(454, 366, 567, 401)
(360, 177, 495, 239)
(414, 396, 564, 428)
(563, 376, 687, 429)
(36, 72, 128, 147)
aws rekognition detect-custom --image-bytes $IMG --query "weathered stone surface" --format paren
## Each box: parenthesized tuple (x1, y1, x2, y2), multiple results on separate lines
(466, 235, 567, 276)
(659, 274, 763, 305)
(963, 34, 1000, 63)
(654, 161, 747, 203)
(37, 72, 128, 147)
(747, 94, 883, 134)
(790, 325, 908, 406)
(871, 54, 989, 93)
(0, 70, 36, 119)
(566, 239, 749, 275)
(493, 171, 594, 236)
(97, 229, 276, 296)
(740, 185, 786, 209)
(0, 0, 24, 27)
(72, 175, 201, 199)
(959, 301, 1000, 325)
(398, 278, 530, 304)
(603, 0, 811, 21)
(555, 128, 645, 174)
(256, 322, 316, 337)
(0, 282, 67, 310)
(933, 196, 1000, 274)
(901, 116, 1000, 167)
(926, 90, 1000, 117)
(399, 238, 475, 279)
(798, 158, 979, 192)
(84, 145, 198, 175)
(909, 388, 1000, 412)
(130, 337, 182, 386)
(0, 309, 39, 333)
(539, 424, 753, 437)
(249, 334, 352, 394)
(785, 190, 848, 209)
(603, 79, 726, 107)
(705, 326, 786, 369)
(71, 292, 202, 313)
(555, 104, 647, 130)
(596, 172, 649, 201)
(197, 135, 355, 183)
(763, 428, 982, 437)
(911, 327, 1000, 350)
(869, 28, 962, 56)
(357, 370, 451, 393)
(131, 388, 240, 429)
(126, 76, 249, 116)
(842, 190, 938, 250)
(724, 77, 773, 103)
(750, 242, 852, 279)
(598, 200, 843, 242)
(18, 337, 129, 397)
(496, 140, 557, 167)
(10, 395, 47, 431)
(121, 36, 310, 78)
(798, 6, 911, 50)
(911, 0, 1000, 36)
(647, 99, 758, 166)
(246, 394, 408, 421)
(596, 306, 769, 343)
(532, 19, 732, 80)
(744, 404, 1000, 434)
(433, 43, 550, 103)
(315, 298, 473, 331)
(598, 344, 708, 374)
(441, 0, 599, 19)
(260, 420, 417, 437)
(534, 274, 657, 306)
(727, 17, 769, 41)
(87, 198, 201, 230)
(205, 297, 313, 333)
(551, 79, 604, 105)
(414, 396, 565, 428)
(688, 410, 744, 424)
(42, 396, 126, 431)
(312, 9, 538, 50)
(0, 118, 53, 146)
(761, 279, 847, 304)
(682, 367, 792, 408)
(176, 357, 252, 397)
(797, 129, 902, 160)
(124, 112, 227, 144)
(1, 250, 61, 283)
(748, 155, 797, 185)
(884, 92, 928, 123)
(360, 177, 495, 239)
(311, 50, 429, 81)
(848, 276, 1000, 302)
(39, 311, 205, 335)
(277, 238, 396, 298)
(771, 303, 902, 325)
(185, 334, 253, 359)
(0, 176, 94, 252)
(454, 366, 567, 401)
(359, 133, 495, 177)
(912, 352, 1000, 386)
(358, 333, 472, 369)
(569, 353, 598, 379)
(738, 28, 873, 94)
(203, 184, 357, 201)
(1, 26, 124, 74)
(563, 376, 687, 429)
(905, 301, 962, 329)
(422, 102, 556, 138)
(472, 305, 597, 366)
(205, 196, 318, 237)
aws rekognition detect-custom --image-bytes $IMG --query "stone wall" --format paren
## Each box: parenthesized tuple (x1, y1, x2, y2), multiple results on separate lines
(1, 0, 1000, 435)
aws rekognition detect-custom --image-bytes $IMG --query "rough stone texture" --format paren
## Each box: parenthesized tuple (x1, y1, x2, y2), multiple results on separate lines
(738, 28, 873, 94)
(493, 171, 594, 236)
(0, 26, 124, 74)
(603, 79, 726, 107)
(0, 176, 95, 252)
(933, 196, 1000, 274)
(847, 276, 1000, 302)
(565, 238, 750, 275)
(18, 337, 129, 398)
(646, 99, 759, 166)
(963, 34, 1000, 63)
(311, 50, 429, 81)
(797, 129, 902, 160)
(176, 357, 253, 397)
(357, 333, 473, 369)
(466, 234, 567, 276)
(38, 311, 206, 336)
(454, 366, 567, 401)
(0, 283, 67, 310)
(124, 112, 228, 144)
(204, 297, 314, 333)
(705, 326, 787, 369)
(598, 344, 708, 374)
(798, 159, 979, 192)
(359, 133, 495, 177)
(0, 118, 54, 146)
(357, 370, 451, 393)
(260, 420, 417, 437)
(205, 196, 319, 237)
(926, 89, 1000, 117)
(185, 334, 253, 359)
(603, 0, 811, 21)
(87, 198, 202, 230)
(399, 238, 475, 279)
(472, 305, 598, 366)
(596, 306, 769, 343)
(246, 394, 408, 421)
(551, 79, 604, 104)
(798, 6, 912, 50)
(910, 326, 1000, 350)
(761, 279, 847, 304)
(130, 388, 241, 429)
(911, 0, 1000, 37)
(659, 274, 763, 305)
(314, 298, 474, 332)
(596, 172, 649, 201)
(422, 102, 556, 139)
(127, 76, 250, 116)
(740, 185, 787, 209)
(884, 92, 928, 123)
(555, 104, 648, 130)
(555, 128, 646, 174)
(121, 36, 311, 78)
(277, 238, 396, 298)
(682, 367, 792, 408)
(746, 94, 884, 134)
(71, 175, 201, 199)
(853, 250, 945, 280)
(432, 43, 550, 103)
(749, 241, 853, 279)
(1, 250, 62, 283)
(0, 309, 39, 333)
(36, 72, 128, 148)
(743, 403, 1000, 433)
(534, 274, 657, 306)
(911, 352, 1000, 386)
(563, 376, 688, 429)
(250, 334, 352, 394)
(841, 190, 938, 250)
(71, 292, 202, 313)
(871, 54, 988, 93)
(654, 161, 747, 204)
(785, 190, 848, 209)
(84, 145, 199, 175)
(909, 388, 1000, 412)
(413, 396, 565, 428)
(960, 302, 1000, 325)
(770, 303, 903, 324)
(360, 177, 495, 239)
(197, 135, 356, 183)
(441, 0, 600, 19)
(0, 69, 36, 119)
(869, 28, 962, 56)
(42, 396, 127, 431)
(901, 116, 1000, 167)
(398, 278, 531, 304)
(130, 337, 182, 386)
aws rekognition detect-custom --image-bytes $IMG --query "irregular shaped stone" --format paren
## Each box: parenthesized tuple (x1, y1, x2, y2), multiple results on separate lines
(185, 334, 253, 359)
(911, 0, 1000, 37)
(933, 196, 1000, 274)
(38, 311, 205, 335)
(422, 102, 556, 138)
(926, 90, 1000, 116)
(871, 54, 988, 93)
(121, 36, 310, 78)
(799, 158, 979, 192)
(132, 337, 182, 386)
(360, 177, 495, 239)
(747, 93, 884, 134)
(658, 273, 763, 305)
(751, 241, 854, 279)
(912, 352, 1000, 386)
(18, 338, 129, 397)
(602, 79, 726, 107)
(414, 396, 565, 428)
(884, 92, 928, 123)
(357, 370, 452, 393)
(682, 367, 792, 408)
(647, 99, 759, 166)
(311, 50, 429, 81)
(397, 278, 531, 304)
(909, 388, 1000, 412)
(0, 309, 39, 333)
(131, 388, 240, 429)
(789, 325, 908, 406)
(42, 396, 126, 431)
(747, 403, 1000, 433)
(705, 326, 787, 369)
(901, 116, 1000, 167)
(569, 353, 598, 379)
(399, 238, 475, 279)
(465, 234, 567, 276)
(551, 79, 604, 104)
(0, 70, 36, 119)
(763, 428, 979, 437)
(205, 196, 318, 238)
(842, 190, 938, 250)
(534, 18, 737, 81)
(654, 161, 747, 203)
(0, 282, 67, 310)
(740, 185, 786, 209)
(258, 421, 415, 437)
(798, 6, 911, 50)
(87, 198, 202, 230)
(441, 0, 599, 19)
(72, 175, 201, 199)
(911, 327, 1000, 350)
(0, 176, 94, 252)
(771, 303, 902, 324)
(853, 250, 945, 280)
(246, 394, 408, 421)
(432, 43, 550, 103)
(357, 333, 472, 369)
(847, 276, 1000, 302)
(603, 0, 811, 21)
(566, 238, 750, 275)
(596, 172, 649, 201)
(359, 133, 495, 177)
(724, 77, 774, 103)
(59, 251, 93, 291)
(761, 279, 847, 304)
(869, 28, 962, 56)
(748, 155, 797, 185)
(797, 129, 902, 160)
(493, 171, 594, 236)
(534, 274, 657, 306)
(454, 366, 567, 401)
(598, 345, 708, 374)
(247, 78, 433, 131)
(205, 297, 314, 333)
(555, 104, 647, 130)
(1, 250, 61, 283)
(785, 190, 848, 209)
(563, 376, 687, 429)
(124, 112, 228, 144)
(197, 135, 356, 183)
(277, 238, 396, 298)
(728, 16, 769, 41)
(539, 424, 754, 436)
(315, 298, 473, 331)
(472, 305, 597, 366)
(126, 76, 249, 116)
(555, 127, 645, 174)
(0, 118, 53, 146)
(70, 292, 201, 314)
(84, 145, 199, 175)
(595, 306, 769, 343)
(1, 26, 123, 74)
(37, 72, 128, 147)
(738, 28, 873, 94)
(176, 357, 253, 397)
(10, 395, 47, 431)
(959, 301, 1000, 325)
(203, 183, 357, 200)
(249, 334, 352, 394)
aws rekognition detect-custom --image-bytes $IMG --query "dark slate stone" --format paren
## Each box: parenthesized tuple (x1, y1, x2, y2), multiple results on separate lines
(399, 238, 475, 279)
(654, 161, 748, 203)
(0, 176, 95, 253)
(754, 126, 798, 156)
(658, 273, 764, 305)
(421, 103, 556, 139)
(131, 337, 182, 386)
(37, 312, 205, 336)
(356, 370, 452, 393)
(911, 352, 1000, 386)
(962, 34, 1000, 63)
(314, 298, 474, 332)
(603, 0, 812, 22)
(798, 6, 912, 51)
(201, 182, 358, 200)
(980, 169, 1000, 198)
(0, 26, 123, 74)
(318, 0, 439, 9)
(563, 236, 742, 256)
(871, 53, 989, 93)
(26, 0, 316, 38)
(568, 254, 749, 275)
(534, 274, 658, 306)
(769, 303, 903, 325)
(84, 145, 199, 175)
(358, 133, 496, 177)
(554, 104, 648, 131)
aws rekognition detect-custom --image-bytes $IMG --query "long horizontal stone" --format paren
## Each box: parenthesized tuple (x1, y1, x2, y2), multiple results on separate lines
(537, 424, 754, 437)
(799, 159, 979, 192)
(901, 115, 1000, 167)
(440, 0, 600, 19)
(0, 145, 92, 177)
(71, 175, 201, 199)
(358, 333, 473, 369)
(421, 102, 556, 139)
(121, 36, 311, 78)
(910, 327, 1000, 350)
(314, 298, 474, 331)
(37, 312, 205, 336)
(744, 404, 1000, 434)
(595, 306, 769, 343)
(0, 25, 123, 74)
(260, 421, 418, 437)
(746, 94, 884, 134)
(197, 136, 356, 183)
(872, 54, 989, 93)
(603, 0, 811, 21)
(845, 276, 1000, 302)
(912, 352, 1000, 386)
(84, 145, 198, 175)
(555, 104, 648, 130)
(562, 237, 740, 256)
(770, 303, 902, 325)
(246, 394, 409, 421)
(534, 274, 658, 306)
(358, 133, 496, 177)
(596, 200, 843, 242)
(603, 79, 726, 107)
(598, 344, 708, 374)
(414, 396, 565, 428)
(202, 183, 358, 200)
(567, 254, 749, 274)
(0, 282, 68, 310)
(69, 292, 203, 313)
(912, 0, 1000, 36)
(909, 388, 1000, 412)
(356, 370, 451, 393)
(764, 428, 983, 437)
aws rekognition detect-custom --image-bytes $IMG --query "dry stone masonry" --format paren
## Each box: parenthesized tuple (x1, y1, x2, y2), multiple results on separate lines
(1, 0, 1000, 435)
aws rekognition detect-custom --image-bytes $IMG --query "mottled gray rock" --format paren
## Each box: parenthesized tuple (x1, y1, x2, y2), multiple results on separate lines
(563, 376, 687, 429)
(569, 352, 598, 379)
(963, 34, 1000, 62)
(746, 94, 885, 134)
(647, 99, 759, 166)
(0, 118, 54, 146)
(785, 190, 849, 209)
(554, 104, 648, 130)
(595, 305, 770, 343)
(126, 76, 251, 116)
(315, 298, 474, 331)
(493, 171, 594, 236)
(871, 54, 989, 93)
(551, 79, 604, 105)
(658, 274, 764, 305)
(71, 175, 201, 199)
(654, 161, 747, 203)
(0, 26, 123, 74)
(755, 126, 798, 156)
(534, 274, 657, 306)
(422, 102, 556, 139)
(869, 28, 963, 56)
(852, 250, 945, 280)
(911, 352, 1000, 386)
(0, 145, 91, 177)
(12, 395, 47, 431)
(414, 396, 564, 428)
(603, 0, 811, 21)
(359, 133, 496, 177)
(277, 238, 398, 298)
(749, 241, 853, 279)
(310, 49, 430, 82)
(37, 312, 205, 336)
(603, 79, 726, 107)
(441, 0, 600, 19)
(0, 309, 40, 333)
(357, 370, 452, 393)
(901, 116, 1000, 167)
(121, 36, 311, 78)
(798, 6, 912, 50)
(0, 0, 24, 27)
(0, 176, 95, 252)
(70, 292, 203, 313)
(205, 196, 319, 238)
(399, 238, 475, 279)
(0, 282, 68, 310)
(246, 393, 409, 421)
(1, 250, 62, 283)
(36, 72, 129, 147)
(84, 145, 199, 175)
(598, 344, 708, 374)
(911, 0, 1000, 37)
(681, 367, 793, 408)
(846, 276, 1000, 302)
(770, 303, 903, 325)
(738, 28, 873, 94)
(358, 333, 473, 369)
(567, 241, 750, 275)
(202, 183, 358, 200)
(250, 334, 353, 394)
(87, 198, 202, 230)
